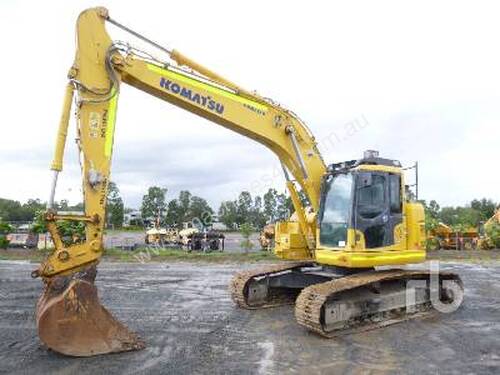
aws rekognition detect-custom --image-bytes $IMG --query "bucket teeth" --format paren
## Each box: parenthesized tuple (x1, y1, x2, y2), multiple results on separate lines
(36, 265, 145, 357)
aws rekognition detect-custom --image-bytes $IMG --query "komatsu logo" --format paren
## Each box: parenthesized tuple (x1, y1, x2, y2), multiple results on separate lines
(159, 77, 225, 115)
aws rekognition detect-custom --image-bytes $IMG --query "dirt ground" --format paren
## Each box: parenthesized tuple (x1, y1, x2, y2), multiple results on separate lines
(1, 260, 499, 374)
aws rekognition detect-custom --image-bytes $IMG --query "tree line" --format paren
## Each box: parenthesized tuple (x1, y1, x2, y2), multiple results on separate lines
(140, 187, 213, 228)
(140, 186, 294, 230)
(0, 184, 123, 228)
(422, 198, 497, 231)
(1, 185, 497, 233)
(0, 198, 83, 222)
(217, 189, 294, 229)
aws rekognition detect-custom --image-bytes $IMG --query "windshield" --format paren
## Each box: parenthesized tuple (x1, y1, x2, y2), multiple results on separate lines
(319, 173, 353, 248)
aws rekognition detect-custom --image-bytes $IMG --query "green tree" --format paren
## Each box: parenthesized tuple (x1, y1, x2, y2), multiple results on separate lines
(427, 200, 440, 219)
(0, 219, 12, 249)
(22, 199, 45, 219)
(471, 198, 497, 221)
(250, 196, 266, 229)
(276, 192, 291, 220)
(31, 211, 85, 246)
(107, 182, 124, 228)
(239, 222, 255, 253)
(0, 198, 52, 222)
(32, 210, 48, 234)
(164, 191, 214, 228)
(263, 188, 278, 222)
(141, 186, 168, 224)
(58, 199, 69, 211)
(218, 200, 238, 229)
(188, 196, 214, 227)
(438, 207, 455, 225)
(237, 191, 253, 225)
(456, 207, 482, 227)
(485, 222, 500, 248)
(425, 215, 439, 233)
(420, 199, 440, 232)
(0, 198, 24, 221)
(166, 200, 182, 227)
(438, 205, 482, 228)
(57, 220, 86, 245)
(178, 190, 192, 223)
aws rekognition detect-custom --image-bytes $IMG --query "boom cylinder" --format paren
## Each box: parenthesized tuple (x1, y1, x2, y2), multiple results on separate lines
(170, 49, 257, 99)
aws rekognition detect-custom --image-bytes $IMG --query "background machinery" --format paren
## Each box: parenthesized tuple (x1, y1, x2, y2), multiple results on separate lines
(185, 229, 225, 252)
(145, 222, 224, 251)
(259, 224, 275, 251)
(428, 222, 479, 250)
(35, 8, 464, 357)
(144, 226, 168, 246)
(178, 224, 225, 252)
(5, 225, 38, 249)
(178, 225, 198, 248)
(479, 209, 500, 249)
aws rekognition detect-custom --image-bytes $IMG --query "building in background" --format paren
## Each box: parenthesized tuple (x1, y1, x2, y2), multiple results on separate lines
(123, 210, 143, 227)
(210, 215, 228, 231)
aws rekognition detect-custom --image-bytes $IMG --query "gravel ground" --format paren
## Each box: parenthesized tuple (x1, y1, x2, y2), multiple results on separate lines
(0, 260, 499, 374)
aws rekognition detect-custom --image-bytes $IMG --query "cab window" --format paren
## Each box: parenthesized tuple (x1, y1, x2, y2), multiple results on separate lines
(389, 174, 402, 214)
(357, 175, 385, 219)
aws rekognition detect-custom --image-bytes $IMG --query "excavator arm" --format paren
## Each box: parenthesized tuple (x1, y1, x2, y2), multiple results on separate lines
(34, 7, 325, 356)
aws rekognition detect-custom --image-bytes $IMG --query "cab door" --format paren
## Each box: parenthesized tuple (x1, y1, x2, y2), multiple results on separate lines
(354, 172, 403, 249)
(387, 173, 404, 246)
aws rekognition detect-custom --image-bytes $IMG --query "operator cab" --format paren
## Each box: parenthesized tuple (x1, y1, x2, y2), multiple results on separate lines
(318, 150, 404, 251)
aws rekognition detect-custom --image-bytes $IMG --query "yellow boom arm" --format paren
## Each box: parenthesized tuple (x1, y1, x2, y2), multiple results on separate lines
(37, 7, 326, 278)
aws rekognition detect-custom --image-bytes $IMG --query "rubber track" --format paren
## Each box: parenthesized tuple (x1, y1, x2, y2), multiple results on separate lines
(229, 262, 313, 309)
(295, 269, 463, 338)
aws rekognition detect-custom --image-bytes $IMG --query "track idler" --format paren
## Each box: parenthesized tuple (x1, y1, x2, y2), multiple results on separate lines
(36, 265, 144, 357)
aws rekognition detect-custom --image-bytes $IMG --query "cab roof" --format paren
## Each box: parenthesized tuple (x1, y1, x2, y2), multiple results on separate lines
(327, 156, 401, 174)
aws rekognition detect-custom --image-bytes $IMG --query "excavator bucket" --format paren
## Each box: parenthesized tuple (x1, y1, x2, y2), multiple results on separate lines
(36, 265, 144, 357)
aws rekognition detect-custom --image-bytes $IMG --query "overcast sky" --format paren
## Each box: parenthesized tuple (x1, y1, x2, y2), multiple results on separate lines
(0, 0, 498, 210)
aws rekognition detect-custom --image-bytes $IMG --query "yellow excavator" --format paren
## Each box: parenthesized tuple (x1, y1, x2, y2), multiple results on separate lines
(34, 8, 464, 357)
(479, 209, 500, 249)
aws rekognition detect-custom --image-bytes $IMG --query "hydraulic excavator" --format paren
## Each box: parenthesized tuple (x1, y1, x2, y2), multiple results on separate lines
(479, 209, 500, 249)
(34, 7, 464, 357)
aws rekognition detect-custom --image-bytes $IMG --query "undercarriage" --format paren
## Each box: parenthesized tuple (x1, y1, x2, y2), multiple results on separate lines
(230, 262, 463, 337)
